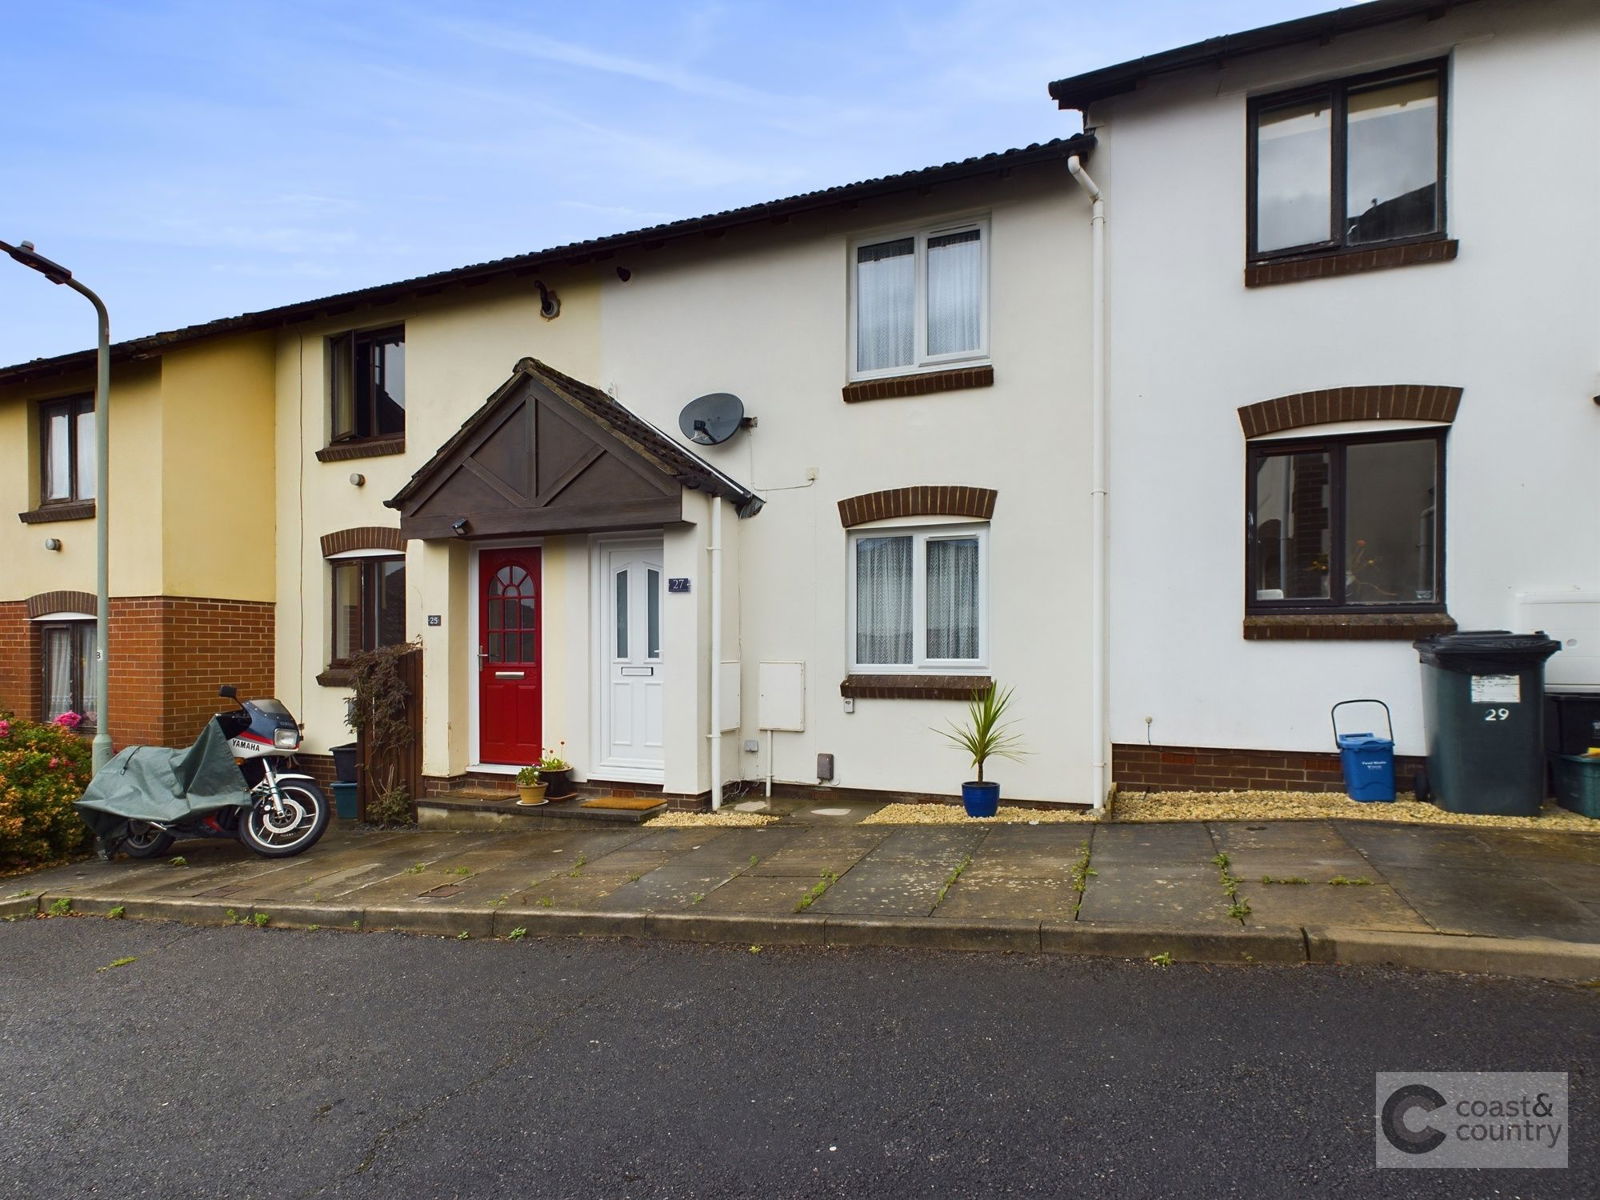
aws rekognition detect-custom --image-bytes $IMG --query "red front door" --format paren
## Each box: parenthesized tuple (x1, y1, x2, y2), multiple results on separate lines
(479, 548, 542, 764)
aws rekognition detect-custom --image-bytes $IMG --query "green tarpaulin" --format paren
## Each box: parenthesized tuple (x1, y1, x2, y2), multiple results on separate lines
(76, 718, 251, 843)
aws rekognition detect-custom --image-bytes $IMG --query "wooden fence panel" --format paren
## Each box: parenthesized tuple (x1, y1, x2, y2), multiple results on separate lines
(356, 646, 423, 822)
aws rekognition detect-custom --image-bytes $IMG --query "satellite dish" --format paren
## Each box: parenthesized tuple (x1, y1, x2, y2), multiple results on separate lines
(678, 392, 746, 446)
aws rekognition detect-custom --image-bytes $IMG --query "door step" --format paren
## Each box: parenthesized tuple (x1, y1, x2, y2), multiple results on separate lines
(418, 790, 667, 831)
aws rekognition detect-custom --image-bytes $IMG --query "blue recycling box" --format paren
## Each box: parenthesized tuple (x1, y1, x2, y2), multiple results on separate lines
(1337, 732, 1396, 802)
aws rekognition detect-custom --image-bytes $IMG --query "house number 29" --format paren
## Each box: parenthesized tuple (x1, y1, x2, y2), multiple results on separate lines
(1483, 708, 1511, 722)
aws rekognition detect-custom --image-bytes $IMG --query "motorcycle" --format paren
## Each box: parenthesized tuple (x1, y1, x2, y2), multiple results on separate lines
(77, 686, 330, 860)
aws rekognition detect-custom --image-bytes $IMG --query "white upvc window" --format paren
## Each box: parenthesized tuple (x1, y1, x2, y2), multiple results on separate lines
(848, 524, 988, 672)
(850, 218, 989, 379)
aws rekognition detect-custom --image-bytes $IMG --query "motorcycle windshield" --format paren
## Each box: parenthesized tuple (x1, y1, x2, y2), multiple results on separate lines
(76, 718, 252, 836)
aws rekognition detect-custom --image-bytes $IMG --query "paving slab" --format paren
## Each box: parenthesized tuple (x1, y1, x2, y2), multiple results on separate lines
(585, 866, 747, 912)
(1381, 866, 1600, 942)
(1089, 823, 1217, 865)
(800, 864, 946, 918)
(1245, 880, 1433, 934)
(1332, 823, 1500, 870)
(1074, 864, 1235, 927)
(745, 829, 888, 877)
(504, 872, 642, 911)
(859, 826, 987, 865)
(931, 875, 1080, 921)
(692, 874, 816, 915)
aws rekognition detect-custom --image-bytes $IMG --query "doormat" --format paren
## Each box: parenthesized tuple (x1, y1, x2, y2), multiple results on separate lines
(579, 797, 664, 811)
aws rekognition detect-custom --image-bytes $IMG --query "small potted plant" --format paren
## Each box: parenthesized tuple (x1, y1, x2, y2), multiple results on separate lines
(936, 684, 1027, 818)
(514, 765, 548, 807)
(537, 743, 575, 801)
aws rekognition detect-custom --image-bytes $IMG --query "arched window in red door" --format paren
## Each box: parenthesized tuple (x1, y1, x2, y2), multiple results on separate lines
(487, 566, 537, 664)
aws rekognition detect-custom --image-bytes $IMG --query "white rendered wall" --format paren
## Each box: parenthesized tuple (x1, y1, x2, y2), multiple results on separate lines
(597, 167, 1096, 801)
(1091, 0, 1600, 757)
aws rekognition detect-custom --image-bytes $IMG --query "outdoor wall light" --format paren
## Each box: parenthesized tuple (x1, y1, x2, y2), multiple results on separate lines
(451, 518, 471, 538)
(535, 280, 561, 320)
(43, 537, 61, 551)
(616, 267, 632, 282)
(349, 472, 365, 487)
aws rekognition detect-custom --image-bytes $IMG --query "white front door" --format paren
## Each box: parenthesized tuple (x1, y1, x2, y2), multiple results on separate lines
(597, 541, 665, 780)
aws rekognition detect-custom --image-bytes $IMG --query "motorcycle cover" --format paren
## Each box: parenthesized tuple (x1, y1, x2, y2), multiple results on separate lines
(76, 718, 252, 843)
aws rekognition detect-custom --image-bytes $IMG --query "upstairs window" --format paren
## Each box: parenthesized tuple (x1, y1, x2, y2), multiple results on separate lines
(39, 394, 95, 505)
(1247, 430, 1444, 613)
(1249, 62, 1445, 259)
(330, 326, 406, 441)
(852, 221, 987, 378)
(850, 524, 987, 670)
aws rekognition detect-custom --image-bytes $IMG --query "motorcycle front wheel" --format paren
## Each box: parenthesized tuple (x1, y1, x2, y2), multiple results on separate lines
(238, 783, 330, 858)
(122, 821, 176, 859)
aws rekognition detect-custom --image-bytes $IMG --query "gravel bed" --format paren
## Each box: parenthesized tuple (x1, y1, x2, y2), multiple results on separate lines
(863, 803, 1098, 825)
(645, 811, 780, 828)
(1114, 790, 1600, 830)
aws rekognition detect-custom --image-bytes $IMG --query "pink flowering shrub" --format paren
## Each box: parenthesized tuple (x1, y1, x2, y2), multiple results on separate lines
(53, 711, 83, 730)
(0, 713, 93, 868)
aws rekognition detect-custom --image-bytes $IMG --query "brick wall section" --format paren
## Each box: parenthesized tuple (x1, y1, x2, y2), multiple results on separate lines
(837, 485, 997, 528)
(0, 595, 273, 749)
(1114, 743, 1426, 795)
(840, 365, 994, 404)
(320, 526, 404, 556)
(1242, 613, 1457, 641)
(1238, 384, 1462, 438)
(1244, 238, 1458, 288)
(0, 601, 34, 721)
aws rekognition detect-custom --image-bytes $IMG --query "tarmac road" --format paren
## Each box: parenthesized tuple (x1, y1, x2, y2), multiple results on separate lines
(1, 917, 1594, 1199)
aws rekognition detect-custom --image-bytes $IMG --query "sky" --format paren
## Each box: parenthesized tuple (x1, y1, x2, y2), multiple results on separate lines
(0, 0, 1336, 366)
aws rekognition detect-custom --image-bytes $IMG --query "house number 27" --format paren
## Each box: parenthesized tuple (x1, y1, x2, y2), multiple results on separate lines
(1483, 708, 1512, 722)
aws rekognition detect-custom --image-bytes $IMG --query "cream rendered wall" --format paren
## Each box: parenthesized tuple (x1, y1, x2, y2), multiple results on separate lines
(159, 335, 277, 601)
(0, 361, 166, 601)
(1092, 0, 1600, 757)
(272, 276, 603, 762)
(598, 167, 1096, 802)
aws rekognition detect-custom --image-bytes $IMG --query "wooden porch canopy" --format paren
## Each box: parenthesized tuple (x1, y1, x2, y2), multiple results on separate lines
(386, 358, 761, 540)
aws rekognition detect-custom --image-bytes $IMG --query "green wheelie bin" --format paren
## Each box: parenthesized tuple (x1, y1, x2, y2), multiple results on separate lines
(1413, 631, 1561, 816)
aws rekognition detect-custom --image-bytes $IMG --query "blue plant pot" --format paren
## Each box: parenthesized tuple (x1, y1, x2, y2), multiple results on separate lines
(961, 781, 1000, 818)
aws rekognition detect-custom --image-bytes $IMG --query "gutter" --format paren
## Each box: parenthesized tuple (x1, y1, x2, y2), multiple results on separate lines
(1067, 155, 1109, 812)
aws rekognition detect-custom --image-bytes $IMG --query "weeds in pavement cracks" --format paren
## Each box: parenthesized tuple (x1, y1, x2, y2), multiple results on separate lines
(794, 872, 839, 913)
(1327, 876, 1373, 886)
(1149, 952, 1174, 967)
(1212, 852, 1252, 924)
(935, 855, 973, 908)
(107, 905, 125, 919)
(1069, 841, 1097, 917)
(48, 897, 71, 916)
(97, 957, 137, 972)
(1260, 876, 1310, 885)
(168, 856, 186, 868)
(507, 927, 527, 940)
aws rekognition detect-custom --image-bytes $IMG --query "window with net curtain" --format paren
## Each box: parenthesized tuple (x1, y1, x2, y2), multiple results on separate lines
(853, 526, 985, 669)
(40, 618, 96, 728)
(854, 222, 986, 377)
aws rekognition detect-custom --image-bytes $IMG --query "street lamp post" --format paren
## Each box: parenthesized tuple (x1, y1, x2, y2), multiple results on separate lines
(0, 239, 113, 772)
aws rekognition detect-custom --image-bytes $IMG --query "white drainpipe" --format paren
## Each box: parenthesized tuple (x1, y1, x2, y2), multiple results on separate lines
(708, 496, 724, 810)
(1067, 153, 1109, 812)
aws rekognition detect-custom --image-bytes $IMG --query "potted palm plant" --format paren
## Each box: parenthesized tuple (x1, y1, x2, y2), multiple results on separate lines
(514, 765, 548, 807)
(936, 684, 1027, 818)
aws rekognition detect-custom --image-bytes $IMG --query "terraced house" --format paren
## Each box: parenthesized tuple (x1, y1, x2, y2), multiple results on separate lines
(3, 0, 1594, 814)
(0, 138, 1103, 811)
(1045, 0, 1600, 790)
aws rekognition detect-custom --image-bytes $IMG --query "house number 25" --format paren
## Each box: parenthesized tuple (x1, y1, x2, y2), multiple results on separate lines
(1483, 708, 1512, 722)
